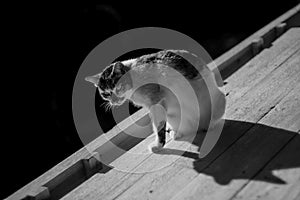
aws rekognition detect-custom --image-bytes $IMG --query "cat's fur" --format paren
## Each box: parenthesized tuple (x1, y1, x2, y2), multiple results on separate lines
(86, 50, 225, 154)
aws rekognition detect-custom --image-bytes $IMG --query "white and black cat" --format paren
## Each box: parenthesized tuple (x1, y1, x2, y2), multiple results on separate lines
(86, 50, 225, 154)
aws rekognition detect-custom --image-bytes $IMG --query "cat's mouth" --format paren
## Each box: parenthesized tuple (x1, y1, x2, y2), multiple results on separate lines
(111, 93, 126, 106)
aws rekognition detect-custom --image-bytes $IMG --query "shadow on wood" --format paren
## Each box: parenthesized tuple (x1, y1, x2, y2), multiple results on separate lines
(154, 119, 299, 185)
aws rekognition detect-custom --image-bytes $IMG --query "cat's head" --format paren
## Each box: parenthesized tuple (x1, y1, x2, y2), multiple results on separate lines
(85, 61, 132, 107)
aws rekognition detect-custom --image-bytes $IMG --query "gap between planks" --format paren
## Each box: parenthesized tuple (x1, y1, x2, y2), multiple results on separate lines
(230, 85, 300, 200)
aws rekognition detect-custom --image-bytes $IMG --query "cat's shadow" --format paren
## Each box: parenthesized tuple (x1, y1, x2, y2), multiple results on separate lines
(155, 119, 300, 185)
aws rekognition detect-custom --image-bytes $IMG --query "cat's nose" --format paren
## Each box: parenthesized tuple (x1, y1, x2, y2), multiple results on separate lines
(85, 74, 100, 86)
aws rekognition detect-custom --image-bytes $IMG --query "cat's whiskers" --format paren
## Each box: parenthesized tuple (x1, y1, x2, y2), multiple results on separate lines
(102, 101, 111, 112)
(100, 101, 107, 108)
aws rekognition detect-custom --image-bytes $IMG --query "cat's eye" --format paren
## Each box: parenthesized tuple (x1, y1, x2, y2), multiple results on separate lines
(101, 92, 111, 98)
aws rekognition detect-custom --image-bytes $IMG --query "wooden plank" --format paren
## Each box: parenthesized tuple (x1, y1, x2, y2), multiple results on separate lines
(61, 106, 184, 200)
(225, 49, 300, 122)
(106, 121, 253, 200)
(230, 86, 300, 200)
(111, 45, 300, 199)
(61, 128, 193, 200)
(231, 136, 300, 200)
(6, 108, 150, 200)
(100, 34, 300, 199)
(100, 137, 200, 200)
(59, 29, 300, 200)
(167, 57, 300, 200)
(58, 111, 158, 200)
(224, 28, 300, 107)
(6, 147, 90, 200)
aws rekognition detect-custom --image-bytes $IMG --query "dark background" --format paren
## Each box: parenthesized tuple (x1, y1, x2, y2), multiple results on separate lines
(3, 1, 299, 199)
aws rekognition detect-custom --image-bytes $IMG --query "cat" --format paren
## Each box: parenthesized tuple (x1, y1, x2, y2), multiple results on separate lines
(85, 49, 226, 155)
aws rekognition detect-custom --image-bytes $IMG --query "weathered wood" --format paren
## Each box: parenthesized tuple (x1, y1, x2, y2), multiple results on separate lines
(7, 148, 91, 200)
(224, 28, 300, 108)
(100, 137, 196, 200)
(167, 56, 300, 200)
(226, 49, 300, 122)
(104, 122, 253, 200)
(60, 129, 170, 200)
(106, 31, 300, 200)
(6, 108, 150, 200)
(231, 85, 300, 200)
(61, 126, 193, 200)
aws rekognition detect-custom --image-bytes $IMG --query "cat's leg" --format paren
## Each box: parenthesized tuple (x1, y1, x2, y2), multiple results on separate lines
(169, 128, 183, 140)
(173, 131, 183, 140)
(165, 121, 182, 140)
(148, 104, 167, 152)
(166, 122, 173, 134)
(167, 114, 184, 140)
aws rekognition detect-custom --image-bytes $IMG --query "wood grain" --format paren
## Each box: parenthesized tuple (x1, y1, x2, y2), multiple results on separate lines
(168, 57, 300, 200)
(224, 28, 300, 107)
(6, 108, 150, 200)
(231, 85, 300, 200)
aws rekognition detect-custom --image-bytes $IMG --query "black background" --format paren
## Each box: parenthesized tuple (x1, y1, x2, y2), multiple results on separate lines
(3, 1, 299, 199)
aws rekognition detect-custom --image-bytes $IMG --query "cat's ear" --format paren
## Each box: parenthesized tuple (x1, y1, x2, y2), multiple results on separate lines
(85, 74, 101, 87)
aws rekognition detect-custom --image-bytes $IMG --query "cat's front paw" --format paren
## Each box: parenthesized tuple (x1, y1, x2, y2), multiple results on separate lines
(148, 141, 164, 153)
